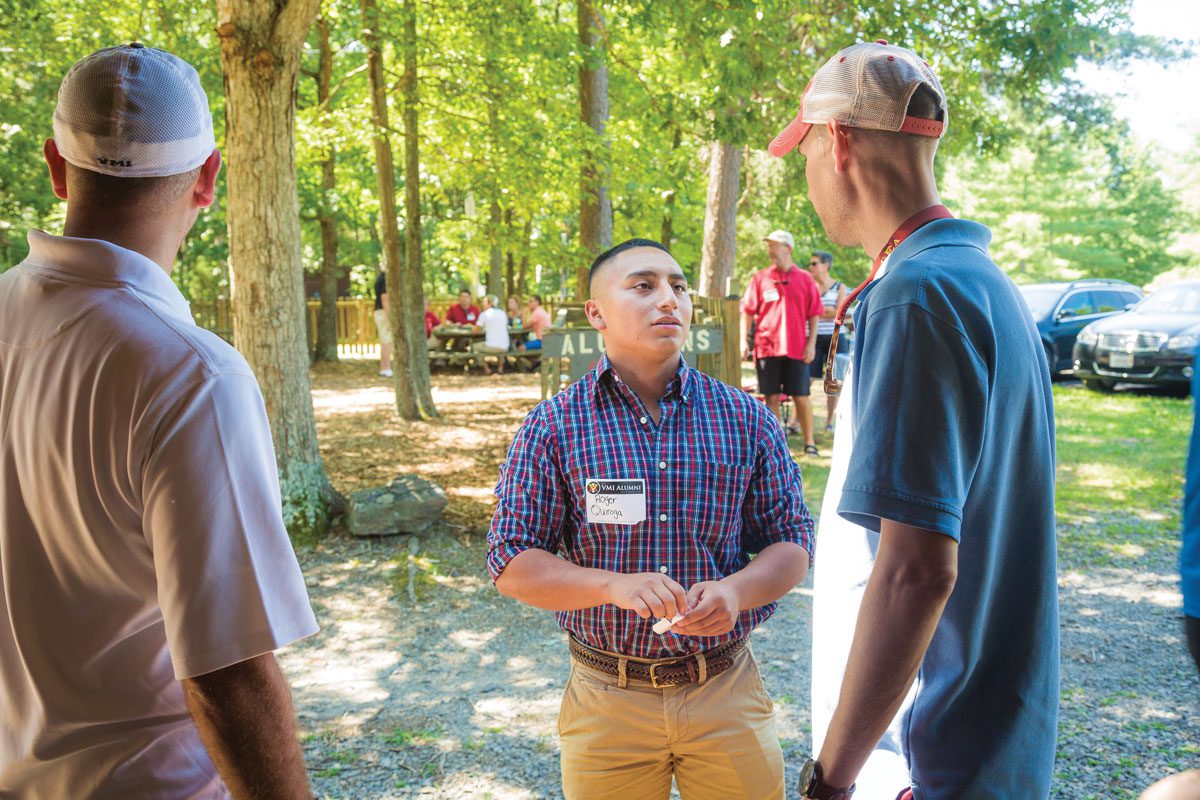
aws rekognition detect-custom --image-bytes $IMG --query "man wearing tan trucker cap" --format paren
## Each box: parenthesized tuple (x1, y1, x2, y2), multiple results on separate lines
(0, 45, 317, 798)
(769, 41, 1058, 800)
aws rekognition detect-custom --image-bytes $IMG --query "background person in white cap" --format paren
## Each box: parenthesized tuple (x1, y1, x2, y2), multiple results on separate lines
(0, 44, 318, 798)
(770, 41, 1058, 800)
(741, 228, 824, 455)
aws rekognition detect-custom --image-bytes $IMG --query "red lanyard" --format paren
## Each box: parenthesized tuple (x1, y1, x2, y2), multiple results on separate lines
(832, 204, 954, 325)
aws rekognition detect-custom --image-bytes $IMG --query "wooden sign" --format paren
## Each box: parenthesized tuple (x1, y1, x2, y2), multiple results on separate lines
(541, 325, 722, 382)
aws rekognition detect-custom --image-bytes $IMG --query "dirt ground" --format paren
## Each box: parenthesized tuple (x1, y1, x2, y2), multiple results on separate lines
(283, 359, 1199, 800)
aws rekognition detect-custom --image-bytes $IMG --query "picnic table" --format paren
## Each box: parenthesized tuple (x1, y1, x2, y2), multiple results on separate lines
(427, 324, 539, 372)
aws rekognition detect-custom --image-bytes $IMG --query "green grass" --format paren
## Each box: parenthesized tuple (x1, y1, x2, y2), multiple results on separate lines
(384, 726, 443, 747)
(792, 384, 1192, 570)
(1053, 385, 1191, 567)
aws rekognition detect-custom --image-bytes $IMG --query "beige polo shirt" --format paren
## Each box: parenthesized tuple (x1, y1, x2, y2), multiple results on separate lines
(0, 231, 319, 798)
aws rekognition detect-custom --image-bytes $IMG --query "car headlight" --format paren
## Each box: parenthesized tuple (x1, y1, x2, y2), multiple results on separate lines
(1076, 328, 1098, 346)
(1167, 333, 1199, 352)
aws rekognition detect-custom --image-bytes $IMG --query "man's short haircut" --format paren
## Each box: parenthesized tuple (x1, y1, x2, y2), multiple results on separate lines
(588, 238, 671, 294)
(458, 288, 471, 298)
(531, 294, 543, 305)
(813, 250, 833, 266)
(66, 163, 201, 214)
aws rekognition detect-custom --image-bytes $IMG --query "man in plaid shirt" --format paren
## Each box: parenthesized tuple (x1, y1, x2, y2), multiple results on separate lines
(488, 238, 815, 799)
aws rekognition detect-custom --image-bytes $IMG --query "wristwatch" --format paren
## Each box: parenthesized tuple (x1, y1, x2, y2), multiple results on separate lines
(799, 758, 855, 800)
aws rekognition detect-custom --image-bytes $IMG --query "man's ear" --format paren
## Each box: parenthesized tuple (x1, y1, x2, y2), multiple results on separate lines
(43, 139, 69, 200)
(585, 298, 607, 331)
(193, 149, 222, 208)
(828, 119, 851, 175)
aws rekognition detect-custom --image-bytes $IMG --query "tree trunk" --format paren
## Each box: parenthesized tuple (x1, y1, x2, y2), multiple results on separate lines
(504, 208, 515, 299)
(488, 198, 503, 301)
(314, 13, 340, 363)
(661, 193, 674, 250)
(399, 0, 437, 417)
(699, 140, 741, 298)
(216, 0, 338, 539)
(577, 0, 611, 297)
(361, 0, 436, 420)
(517, 217, 532, 296)
(661, 126, 682, 249)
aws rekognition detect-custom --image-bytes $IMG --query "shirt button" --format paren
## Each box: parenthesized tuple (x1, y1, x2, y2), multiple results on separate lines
(658, 461, 667, 470)
(659, 513, 668, 522)
(659, 566, 668, 574)
(639, 416, 648, 424)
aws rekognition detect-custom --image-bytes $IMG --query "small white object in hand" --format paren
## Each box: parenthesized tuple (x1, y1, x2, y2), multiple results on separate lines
(652, 613, 685, 634)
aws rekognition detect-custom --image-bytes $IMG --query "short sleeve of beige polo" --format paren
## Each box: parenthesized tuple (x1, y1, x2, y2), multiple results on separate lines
(141, 369, 319, 680)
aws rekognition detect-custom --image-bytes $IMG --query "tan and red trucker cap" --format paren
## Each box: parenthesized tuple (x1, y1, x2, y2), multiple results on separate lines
(768, 39, 947, 157)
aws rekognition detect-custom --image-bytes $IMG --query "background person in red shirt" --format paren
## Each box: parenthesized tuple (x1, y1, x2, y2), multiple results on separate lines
(742, 229, 824, 455)
(444, 289, 480, 325)
(424, 298, 440, 339)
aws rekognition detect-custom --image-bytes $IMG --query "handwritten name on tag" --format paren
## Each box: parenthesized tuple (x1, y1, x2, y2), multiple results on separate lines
(585, 478, 647, 526)
(763, 288, 781, 303)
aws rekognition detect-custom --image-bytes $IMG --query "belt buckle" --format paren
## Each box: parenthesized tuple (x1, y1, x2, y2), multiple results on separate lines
(648, 659, 679, 689)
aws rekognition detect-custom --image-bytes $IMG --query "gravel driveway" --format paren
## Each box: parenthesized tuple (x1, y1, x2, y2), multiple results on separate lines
(282, 531, 1198, 800)
(288, 365, 1199, 799)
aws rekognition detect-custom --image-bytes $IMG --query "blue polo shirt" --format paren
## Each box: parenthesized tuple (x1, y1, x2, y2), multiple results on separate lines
(839, 218, 1059, 799)
(1184, 366, 1200, 619)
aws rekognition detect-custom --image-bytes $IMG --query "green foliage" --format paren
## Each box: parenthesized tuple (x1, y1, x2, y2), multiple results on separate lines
(0, 0, 1188, 298)
(947, 96, 1183, 285)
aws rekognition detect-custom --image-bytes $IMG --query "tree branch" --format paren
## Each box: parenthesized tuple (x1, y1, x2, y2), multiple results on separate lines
(277, 0, 322, 47)
(587, 7, 706, 141)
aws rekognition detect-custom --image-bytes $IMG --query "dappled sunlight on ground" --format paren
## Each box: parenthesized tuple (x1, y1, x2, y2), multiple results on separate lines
(311, 386, 397, 414)
(309, 360, 537, 530)
(285, 368, 1199, 798)
(1061, 568, 1183, 609)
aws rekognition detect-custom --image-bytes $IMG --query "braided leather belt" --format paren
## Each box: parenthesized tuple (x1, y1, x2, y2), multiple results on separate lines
(568, 636, 748, 688)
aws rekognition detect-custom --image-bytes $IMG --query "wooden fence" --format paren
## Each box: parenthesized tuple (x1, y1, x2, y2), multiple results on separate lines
(692, 294, 743, 389)
(190, 293, 742, 388)
(190, 297, 564, 356)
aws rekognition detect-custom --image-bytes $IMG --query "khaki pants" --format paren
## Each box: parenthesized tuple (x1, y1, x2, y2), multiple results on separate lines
(558, 647, 784, 800)
(372, 308, 392, 345)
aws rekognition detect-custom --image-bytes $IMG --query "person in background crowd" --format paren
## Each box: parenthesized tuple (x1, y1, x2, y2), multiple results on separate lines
(507, 295, 523, 327)
(445, 289, 480, 325)
(524, 294, 552, 351)
(0, 44, 317, 799)
(375, 271, 393, 378)
(808, 250, 848, 432)
(473, 294, 510, 374)
(742, 229, 824, 456)
(424, 297, 441, 338)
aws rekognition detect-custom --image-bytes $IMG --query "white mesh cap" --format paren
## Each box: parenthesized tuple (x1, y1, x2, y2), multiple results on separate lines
(763, 229, 795, 249)
(53, 43, 216, 178)
(768, 39, 947, 158)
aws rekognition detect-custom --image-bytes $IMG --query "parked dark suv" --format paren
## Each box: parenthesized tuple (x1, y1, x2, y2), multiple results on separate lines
(1018, 279, 1144, 374)
(1073, 280, 1200, 394)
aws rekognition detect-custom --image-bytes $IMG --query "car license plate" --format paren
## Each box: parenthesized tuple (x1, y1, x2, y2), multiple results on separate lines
(1109, 352, 1134, 369)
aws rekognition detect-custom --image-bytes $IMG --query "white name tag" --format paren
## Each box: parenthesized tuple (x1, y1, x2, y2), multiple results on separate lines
(763, 288, 781, 303)
(585, 478, 646, 526)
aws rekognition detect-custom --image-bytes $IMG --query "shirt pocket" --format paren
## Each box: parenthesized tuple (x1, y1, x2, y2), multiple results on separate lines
(683, 462, 751, 556)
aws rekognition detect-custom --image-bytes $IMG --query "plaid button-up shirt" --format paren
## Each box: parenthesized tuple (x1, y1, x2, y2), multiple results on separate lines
(487, 355, 814, 659)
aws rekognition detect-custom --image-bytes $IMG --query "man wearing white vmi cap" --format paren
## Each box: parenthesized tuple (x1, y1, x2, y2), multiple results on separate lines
(0, 44, 318, 799)
(770, 41, 1058, 800)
